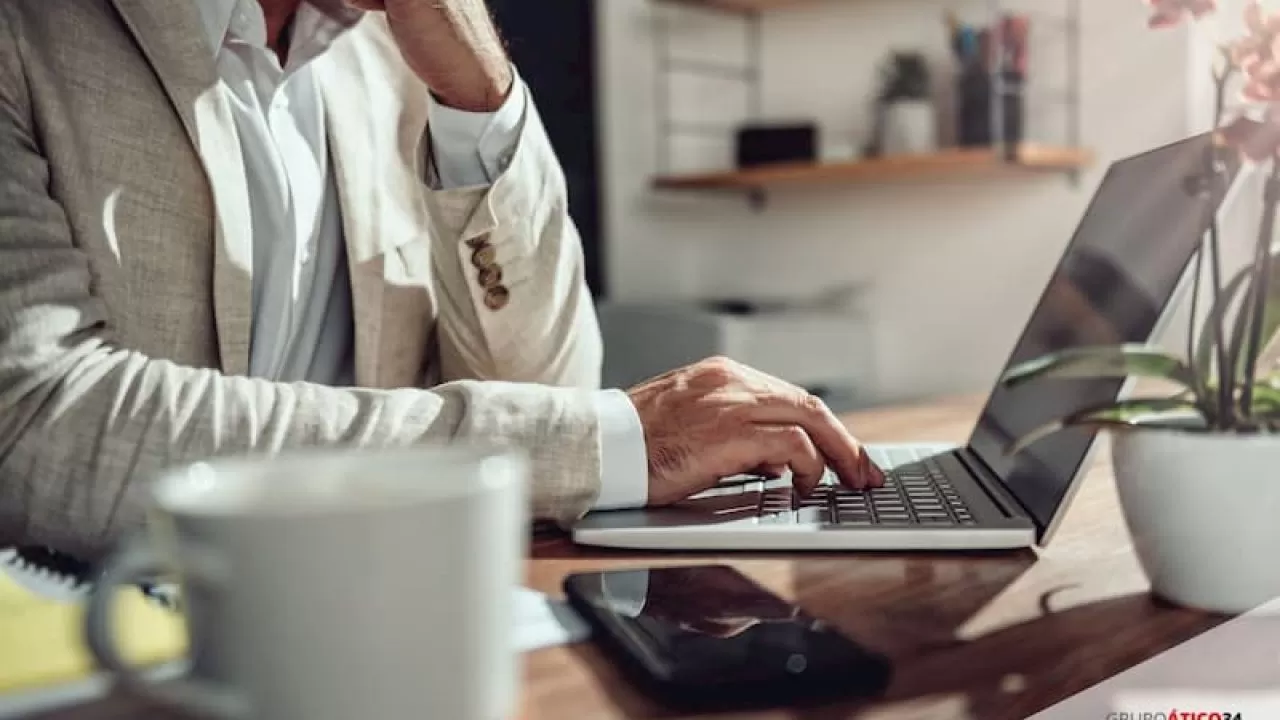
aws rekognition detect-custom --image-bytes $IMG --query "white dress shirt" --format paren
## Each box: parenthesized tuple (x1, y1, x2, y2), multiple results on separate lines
(197, 0, 646, 510)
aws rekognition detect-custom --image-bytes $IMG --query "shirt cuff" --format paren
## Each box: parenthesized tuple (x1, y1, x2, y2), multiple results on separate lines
(593, 389, 649, 511)
(426, 69, 529, 189)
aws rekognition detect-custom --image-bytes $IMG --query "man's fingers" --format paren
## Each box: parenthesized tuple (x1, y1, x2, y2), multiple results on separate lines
(344, 0, 386, 10)
(852, 443, 886, 489)
(746, 392, 872, 488)
(751, 463, 788, 479)
(761, 427, 825, 496)
(869, 448, 886, 485)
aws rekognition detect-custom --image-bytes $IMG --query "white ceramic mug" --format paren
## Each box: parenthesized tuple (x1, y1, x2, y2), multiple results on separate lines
(84, 445, 529, 720)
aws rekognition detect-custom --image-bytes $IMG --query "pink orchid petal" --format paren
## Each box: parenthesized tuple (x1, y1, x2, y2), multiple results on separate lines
(1244, 81, 1276, 101)
(1247, 0, 1265, 33)
(1217, 116, 1280, 161)
(1188, 0, 1217, 16)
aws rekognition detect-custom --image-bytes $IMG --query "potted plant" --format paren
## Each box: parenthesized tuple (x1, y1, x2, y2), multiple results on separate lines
(1000, 0, 1280, 615)
(867, 52, 938, 157)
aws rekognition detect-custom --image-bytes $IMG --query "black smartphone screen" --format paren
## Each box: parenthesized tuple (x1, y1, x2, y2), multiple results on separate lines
(564, 565, 892, 708)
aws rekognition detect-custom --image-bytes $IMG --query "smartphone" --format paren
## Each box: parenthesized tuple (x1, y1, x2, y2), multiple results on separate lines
(563, 565, 893, 710)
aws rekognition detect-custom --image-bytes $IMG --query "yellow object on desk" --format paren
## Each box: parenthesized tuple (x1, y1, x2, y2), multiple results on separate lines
(0, 565, 186, 695)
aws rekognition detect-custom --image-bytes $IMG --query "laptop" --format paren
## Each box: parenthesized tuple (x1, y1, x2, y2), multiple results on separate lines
(575, 135, 1242, 552)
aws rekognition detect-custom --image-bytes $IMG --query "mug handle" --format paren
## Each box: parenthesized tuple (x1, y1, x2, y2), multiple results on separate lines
(84, 538, 248, 719)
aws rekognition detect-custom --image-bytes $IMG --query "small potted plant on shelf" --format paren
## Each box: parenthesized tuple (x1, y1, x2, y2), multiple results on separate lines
(867, 51, 938, 157)
(1000, 0, 1280, 615)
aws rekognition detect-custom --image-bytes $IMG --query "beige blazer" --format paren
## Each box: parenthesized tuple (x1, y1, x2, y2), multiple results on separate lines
(0, 0, 607, 559)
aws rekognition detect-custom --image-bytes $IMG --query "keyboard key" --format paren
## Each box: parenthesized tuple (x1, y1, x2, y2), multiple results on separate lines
(759, 511, 793, 525)
(793, 508, 831, 524)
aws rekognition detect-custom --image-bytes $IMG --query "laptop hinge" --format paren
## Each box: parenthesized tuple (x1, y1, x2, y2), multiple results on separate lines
(953, 447, 1038, 523)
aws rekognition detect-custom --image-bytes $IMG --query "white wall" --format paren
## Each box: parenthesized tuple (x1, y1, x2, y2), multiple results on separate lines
(599, 0, 1197, 405)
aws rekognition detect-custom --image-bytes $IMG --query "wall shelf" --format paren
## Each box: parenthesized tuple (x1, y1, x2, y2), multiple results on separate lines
(650, 0, 1087, 208)
(653, 144, 1093, 193)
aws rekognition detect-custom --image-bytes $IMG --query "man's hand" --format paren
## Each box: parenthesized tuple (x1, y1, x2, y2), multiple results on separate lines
(627, 357, 885, 506)
(344, 0, 513, 112)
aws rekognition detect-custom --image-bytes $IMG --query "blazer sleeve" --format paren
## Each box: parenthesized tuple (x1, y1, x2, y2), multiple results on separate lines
(0, 28, 603, 560)
(421, 96, 604, 390)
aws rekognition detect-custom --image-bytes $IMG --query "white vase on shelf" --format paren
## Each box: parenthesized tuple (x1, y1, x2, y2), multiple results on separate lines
(881, 100, 938, 156)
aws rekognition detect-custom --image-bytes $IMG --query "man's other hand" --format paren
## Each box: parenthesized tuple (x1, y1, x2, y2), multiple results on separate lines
(344, 0, 513, 112)
(627, 357, 885, 507)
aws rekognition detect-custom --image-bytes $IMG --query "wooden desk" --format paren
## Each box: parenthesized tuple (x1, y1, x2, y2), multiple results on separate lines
(28, 396, 1226, 720)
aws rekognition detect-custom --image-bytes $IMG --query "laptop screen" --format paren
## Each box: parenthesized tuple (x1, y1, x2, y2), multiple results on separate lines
(967, 135, 1236, 539)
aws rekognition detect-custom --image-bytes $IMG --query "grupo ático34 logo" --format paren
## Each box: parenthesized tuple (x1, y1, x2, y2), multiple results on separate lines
(1106, 711, 1243, 720)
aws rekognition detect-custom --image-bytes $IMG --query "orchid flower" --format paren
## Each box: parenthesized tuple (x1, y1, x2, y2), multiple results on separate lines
(1145, 0, 1217, 28)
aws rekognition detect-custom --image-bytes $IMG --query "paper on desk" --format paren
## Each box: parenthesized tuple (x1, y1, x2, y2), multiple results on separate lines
(0, 558, 591, 719)
(2, 553, 590, 655)
(1, 553, 589, 659)
(514, 587, 591, 651)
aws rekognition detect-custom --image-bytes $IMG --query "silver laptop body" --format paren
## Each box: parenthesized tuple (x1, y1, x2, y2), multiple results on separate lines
(575, 135, 1242, 552)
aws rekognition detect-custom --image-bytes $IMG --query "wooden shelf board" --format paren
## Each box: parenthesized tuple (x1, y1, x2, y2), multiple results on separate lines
(652, 145, 1094, 192)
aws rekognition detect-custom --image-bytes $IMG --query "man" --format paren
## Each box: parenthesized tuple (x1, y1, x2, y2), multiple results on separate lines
(0, 0, 882, 560)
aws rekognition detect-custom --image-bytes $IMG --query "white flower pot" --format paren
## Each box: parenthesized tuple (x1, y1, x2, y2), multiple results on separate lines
(1112, 429, 1280, 615)
(881, 100, 938, 156)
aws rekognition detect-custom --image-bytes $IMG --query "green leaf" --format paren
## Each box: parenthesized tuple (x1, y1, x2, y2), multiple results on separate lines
(1195, 262, 1253, 393)
(1246, 376, 1280, 417)
(1239, 274, 1280, 411)
(1195, 250, 1280, 413)
(1000, 345, 1195, 390)
(1006, 397, 1205, 455)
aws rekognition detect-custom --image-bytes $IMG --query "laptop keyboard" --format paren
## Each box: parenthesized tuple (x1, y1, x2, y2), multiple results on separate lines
(756, 457, 975, 526)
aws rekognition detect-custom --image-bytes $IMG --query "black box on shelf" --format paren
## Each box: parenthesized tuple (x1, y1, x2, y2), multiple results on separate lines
(734, 124, 818, 168)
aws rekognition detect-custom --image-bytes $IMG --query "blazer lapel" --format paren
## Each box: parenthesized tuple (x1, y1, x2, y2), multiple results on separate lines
(314, 42, 386, 387)
(110, 0, 255, 376)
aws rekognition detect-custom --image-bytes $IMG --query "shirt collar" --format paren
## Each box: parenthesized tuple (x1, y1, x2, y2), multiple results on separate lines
(194, 0, 364, 58)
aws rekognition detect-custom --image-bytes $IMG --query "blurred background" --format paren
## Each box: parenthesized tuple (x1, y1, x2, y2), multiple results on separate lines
(490, 0, 1217, 413)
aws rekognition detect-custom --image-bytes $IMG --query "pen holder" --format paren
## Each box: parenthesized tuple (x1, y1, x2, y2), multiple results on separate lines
(956, 68, 1024, 151)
